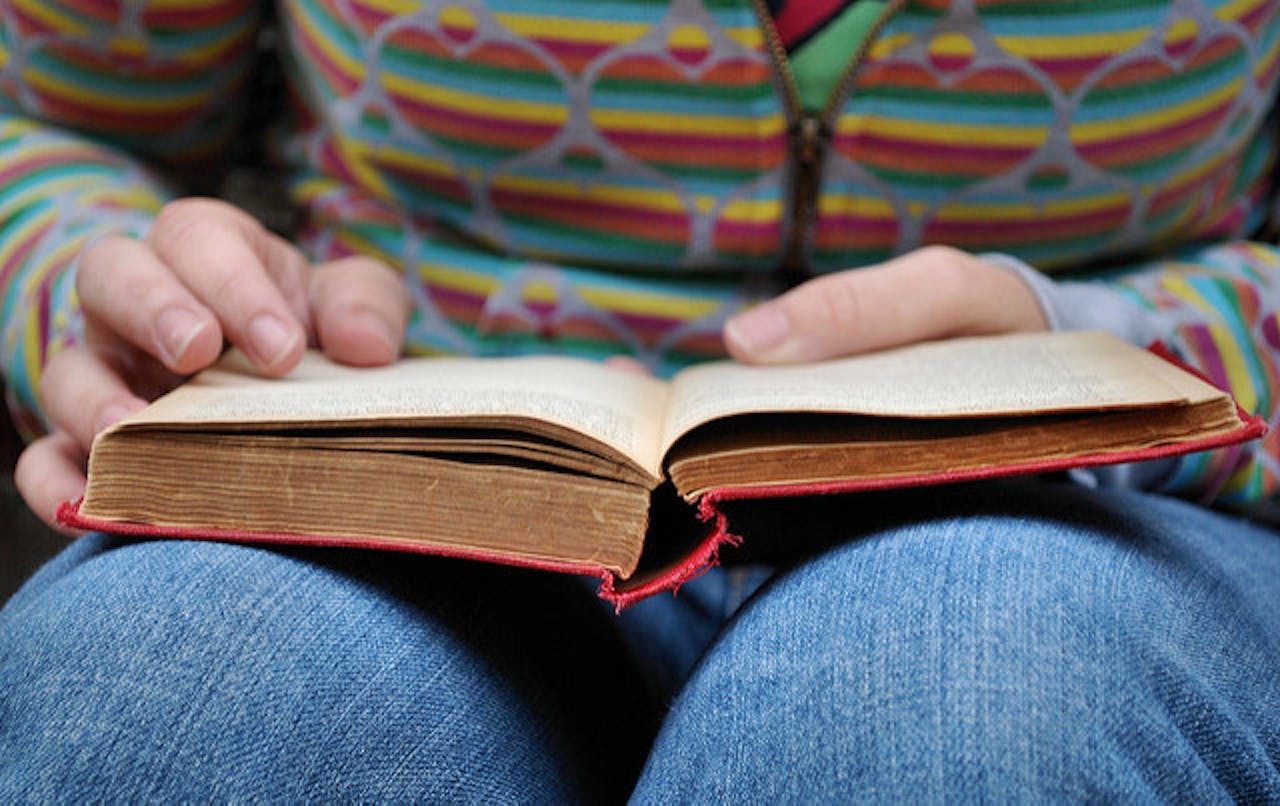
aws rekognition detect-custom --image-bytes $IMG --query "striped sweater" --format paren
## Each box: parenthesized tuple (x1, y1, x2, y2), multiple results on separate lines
(3, 0, 1280, 509)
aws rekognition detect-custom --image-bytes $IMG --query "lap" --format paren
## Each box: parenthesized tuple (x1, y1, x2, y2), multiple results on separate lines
(0, 535, 657, 801)
(3, 481, 1278, 800)
(635, 481, 1280, 801)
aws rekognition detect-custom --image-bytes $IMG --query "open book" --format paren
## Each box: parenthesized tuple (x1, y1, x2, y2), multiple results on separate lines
(59, 331, 1264, 607)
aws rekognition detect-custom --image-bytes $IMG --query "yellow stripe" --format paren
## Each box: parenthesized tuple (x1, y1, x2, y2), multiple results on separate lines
(489, 172, 687, 213)
(366, 142, 455, 181)
(19, 238, 79, 381)
(20, 238, 78, 297)
(1154, 145, 1233, 191)
(0, 208, 56, 268)
(836, 114, 1048, 148)
(348, 0, 427, 19)
(1254, 22, 1280, 80)
(81, 185, 167, 212)
(1160, 274, 1221, 318)
(147, 0, 249, 10)
(1, 177, 134, 218)
(1215, 0, 1269, 25)
(576, 287, 723, 320)
(294, 5, 366, 83)
(491, 13, 652, 45)
(1072, 79, 1243, 144)
(22, 70, 212, 111)
(171, 22, 258, 65)
(724, 25, 765, 51)
(416, 261, 723, 320)
(10, 0, 89, 34)
(334, 233, 399, 268)
(1206, 323, 1258, 412)
(379, 72, 569, 126)
(993, 28, 1149, 59)
(816, 195, 896, 219)
(922, 191, 1132, 220)
(336, 139, 395, 203)
(868, 32, 914, 60)
(718, 196, 784, 224)
(294, 145, 393, 213)
(416, 262, 498, 297)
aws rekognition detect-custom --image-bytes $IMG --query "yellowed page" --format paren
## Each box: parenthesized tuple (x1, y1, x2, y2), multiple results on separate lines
(661, 331, 1224, 454)
(115, 351, 672, 477)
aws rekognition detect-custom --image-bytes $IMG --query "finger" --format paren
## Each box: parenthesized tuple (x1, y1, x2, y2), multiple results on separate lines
(258, 229, 314, 340)
(15, 431, 92, 534)
(77, 234, 225, 375)
(40, 345, 148, 451)
(309, 256, 410, 366)
(147, 198, 307, 374)
(82, 316, 187, 401)
(724, 246, 1047, 364)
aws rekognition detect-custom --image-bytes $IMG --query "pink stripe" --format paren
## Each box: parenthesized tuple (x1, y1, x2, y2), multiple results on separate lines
(1028, 54, 1111, 75)
(530, 37, 613, 65)
(490, 189, 690, 236)
(37, 267, 53, 362)
(834, 132, 1035, 167)
(0, 150, 102, 187)
(385, 91, 561, 143)
(601, 129, 786, 158)
(923, 207, 1127, 242)
(0, 219, 52, 292)
(295, 22, 360, 94)
(714, 218, 785, 238)
(1185, 325, 1231, 391)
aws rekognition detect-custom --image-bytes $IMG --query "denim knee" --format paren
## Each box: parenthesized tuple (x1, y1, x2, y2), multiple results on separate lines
(634, 485, 1280, 802)
(0, 534, 655, 801)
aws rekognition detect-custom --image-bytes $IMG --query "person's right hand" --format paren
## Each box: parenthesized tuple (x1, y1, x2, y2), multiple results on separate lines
(14, 197, 412, 532)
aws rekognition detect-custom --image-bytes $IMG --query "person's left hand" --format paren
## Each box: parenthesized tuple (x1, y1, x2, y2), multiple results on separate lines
(723, 246, 1048, 364)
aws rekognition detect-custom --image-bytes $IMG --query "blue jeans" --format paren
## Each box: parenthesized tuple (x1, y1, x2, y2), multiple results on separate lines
(2, 481, 1278, 801)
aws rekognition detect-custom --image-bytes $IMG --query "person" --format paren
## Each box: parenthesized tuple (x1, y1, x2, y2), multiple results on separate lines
(1, 0, 1278, 799)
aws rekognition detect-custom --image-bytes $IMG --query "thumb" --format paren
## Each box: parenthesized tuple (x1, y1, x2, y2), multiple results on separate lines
(724, 246, 1046, 364)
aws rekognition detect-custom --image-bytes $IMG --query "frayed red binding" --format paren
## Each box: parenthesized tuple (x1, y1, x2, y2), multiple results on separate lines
(597, 500, 743, 611)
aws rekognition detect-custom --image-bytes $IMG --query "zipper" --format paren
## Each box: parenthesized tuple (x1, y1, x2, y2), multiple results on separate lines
(750, 0, 909, 281)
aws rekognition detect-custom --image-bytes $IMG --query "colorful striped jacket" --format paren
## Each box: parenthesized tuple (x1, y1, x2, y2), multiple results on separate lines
(3, 0, 1280, 510)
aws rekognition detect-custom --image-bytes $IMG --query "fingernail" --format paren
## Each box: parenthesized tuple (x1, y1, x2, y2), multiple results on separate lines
(351, 310, 399, 359)
(725, 305, 791, 357)
(156, 308, 208, 365)
(248, 314, 300, 369)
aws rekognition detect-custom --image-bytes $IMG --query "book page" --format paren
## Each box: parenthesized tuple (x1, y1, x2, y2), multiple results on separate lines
(661, 331, 1225, 453)
(118, 351, 673, 475)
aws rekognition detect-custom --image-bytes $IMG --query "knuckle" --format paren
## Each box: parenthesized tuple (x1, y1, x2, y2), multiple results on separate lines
(802, 273, 865, 337)
(317, 256, 407, 309)
(75, 235, 133, 296)
(13, 442, 48, 507)
(150, 198, 247, 257)
(40, 346, 76, 392)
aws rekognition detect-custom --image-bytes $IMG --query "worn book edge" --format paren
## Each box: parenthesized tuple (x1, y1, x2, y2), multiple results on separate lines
(55, 342, 1269, 610)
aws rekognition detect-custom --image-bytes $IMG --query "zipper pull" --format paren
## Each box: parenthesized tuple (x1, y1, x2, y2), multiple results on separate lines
(795, 113, 825, 167)
(784, 112, 829, 281)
